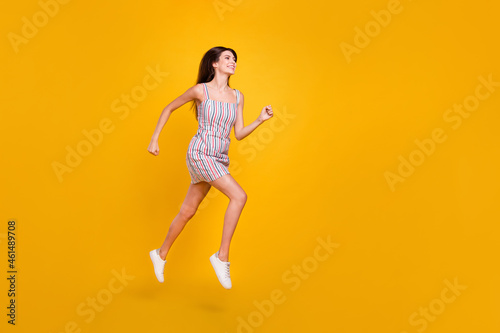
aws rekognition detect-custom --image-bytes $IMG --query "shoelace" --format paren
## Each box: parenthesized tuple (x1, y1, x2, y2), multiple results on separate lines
(223, 263, 231, 279)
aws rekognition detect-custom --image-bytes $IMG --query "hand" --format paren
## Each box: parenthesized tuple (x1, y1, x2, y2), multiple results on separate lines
(259, 105, 274, 122)
(148, 140, 159, 156)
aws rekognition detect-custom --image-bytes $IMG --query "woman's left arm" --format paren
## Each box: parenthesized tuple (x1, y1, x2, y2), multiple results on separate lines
(234, 92, 274, 141)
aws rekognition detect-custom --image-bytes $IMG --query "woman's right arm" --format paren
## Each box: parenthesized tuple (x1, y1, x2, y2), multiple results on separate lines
(148, 84, 201, 156)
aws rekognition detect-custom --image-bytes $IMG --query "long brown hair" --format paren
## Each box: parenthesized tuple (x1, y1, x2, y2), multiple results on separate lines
(190, 46, 238, 119)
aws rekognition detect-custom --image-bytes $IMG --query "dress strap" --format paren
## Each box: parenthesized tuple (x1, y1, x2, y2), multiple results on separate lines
(203, 83, 210, 100)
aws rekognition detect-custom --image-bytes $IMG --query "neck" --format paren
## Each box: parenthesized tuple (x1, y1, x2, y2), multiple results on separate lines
(208, 74, 230, 92)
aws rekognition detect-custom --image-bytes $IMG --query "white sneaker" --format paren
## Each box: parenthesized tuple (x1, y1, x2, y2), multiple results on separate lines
(210, 251, 232, 289)
(149, 249, 166, 283)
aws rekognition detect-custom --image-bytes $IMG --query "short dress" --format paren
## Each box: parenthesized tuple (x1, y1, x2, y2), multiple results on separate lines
(185, 82, 240, 184)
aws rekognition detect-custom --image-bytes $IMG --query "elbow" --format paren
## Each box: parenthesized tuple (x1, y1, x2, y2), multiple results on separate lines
(162, 106, 173, 116)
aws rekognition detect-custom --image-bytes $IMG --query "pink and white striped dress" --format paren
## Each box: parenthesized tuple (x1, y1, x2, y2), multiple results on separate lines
(186, 82, 239, 184)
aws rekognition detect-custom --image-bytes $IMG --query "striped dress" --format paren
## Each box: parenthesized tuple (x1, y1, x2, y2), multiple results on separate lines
(186, 82, 239, 184)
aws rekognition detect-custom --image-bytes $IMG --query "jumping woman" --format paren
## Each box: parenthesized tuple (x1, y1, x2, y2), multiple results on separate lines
(147, 46, 273, 289)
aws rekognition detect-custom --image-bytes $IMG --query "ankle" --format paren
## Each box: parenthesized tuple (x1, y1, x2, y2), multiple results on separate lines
(218, 252, 228, 262)
(158, 249, 167, 261)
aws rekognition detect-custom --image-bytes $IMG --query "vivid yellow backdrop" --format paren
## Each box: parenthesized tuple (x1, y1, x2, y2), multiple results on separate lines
(1, 0, 499, 332)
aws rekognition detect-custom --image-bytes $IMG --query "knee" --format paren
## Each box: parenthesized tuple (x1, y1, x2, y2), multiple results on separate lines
(234, 190, 247, 206)
(179, 206, 196, 221)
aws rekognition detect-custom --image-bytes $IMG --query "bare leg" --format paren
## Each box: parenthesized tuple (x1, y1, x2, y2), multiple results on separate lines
(208, 173, 247, 262)
(158, 181, 211, 260)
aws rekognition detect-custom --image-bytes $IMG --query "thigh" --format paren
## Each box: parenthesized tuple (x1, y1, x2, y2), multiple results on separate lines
(208, 174, 246, 201)
(181, 181, 212, 211)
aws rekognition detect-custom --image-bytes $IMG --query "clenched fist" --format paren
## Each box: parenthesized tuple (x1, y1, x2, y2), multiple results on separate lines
(259, 105, 274, 122)
(148, 140, 159, 156)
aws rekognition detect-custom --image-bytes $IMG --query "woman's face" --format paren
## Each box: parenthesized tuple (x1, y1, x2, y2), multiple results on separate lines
(214, 50, 236, 75)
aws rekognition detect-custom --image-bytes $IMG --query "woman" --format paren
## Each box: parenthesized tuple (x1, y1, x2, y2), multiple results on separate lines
(147, 46, 273, 289)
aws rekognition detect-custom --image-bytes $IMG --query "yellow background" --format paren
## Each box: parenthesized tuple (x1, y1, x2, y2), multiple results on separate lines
(1, 0, 499, 332)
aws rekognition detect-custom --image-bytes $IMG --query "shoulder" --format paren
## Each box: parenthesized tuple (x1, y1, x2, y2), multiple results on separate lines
(186, 83, 204, 94)
(194, 83, 205, 92)
(234, 89, 244, 108)
(192, 83, 206, 99)
(234, 88, 243, 97)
